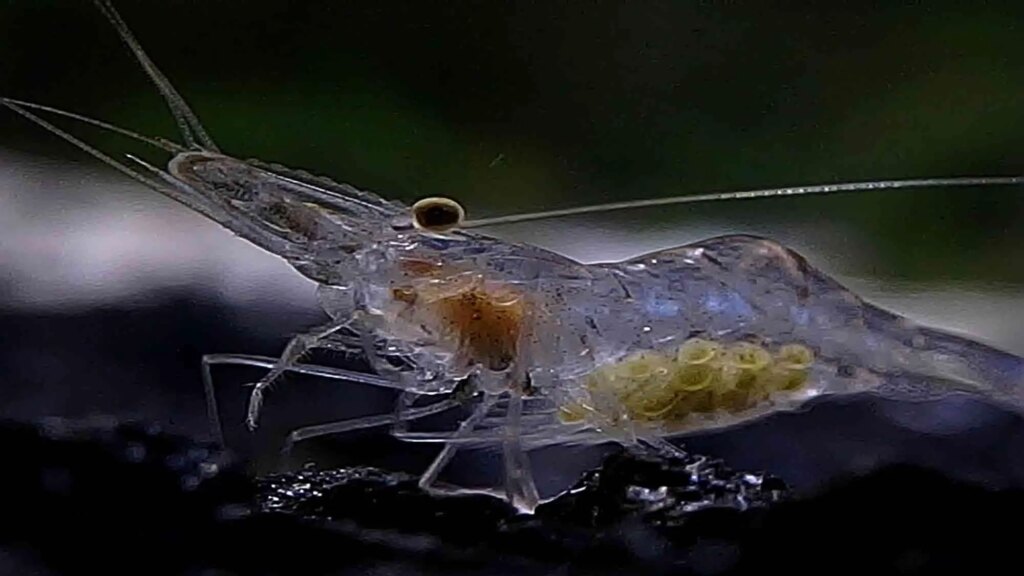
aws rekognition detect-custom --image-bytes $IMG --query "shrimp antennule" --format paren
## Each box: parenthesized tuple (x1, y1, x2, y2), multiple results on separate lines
(92, 0, 219, 151)
(0, 98, 188, 202)
(0, 98, 238, 231)
(0, 97, 184, 153)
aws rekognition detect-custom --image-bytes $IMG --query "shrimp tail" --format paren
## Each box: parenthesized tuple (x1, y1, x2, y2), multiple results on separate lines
(648, 235, 1024, 424)
(797, 246, 1024, 411)
(868, 309, 1024, 410)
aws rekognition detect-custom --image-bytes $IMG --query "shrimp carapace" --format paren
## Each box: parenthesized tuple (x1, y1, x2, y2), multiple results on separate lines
(559, 338, 816, 432)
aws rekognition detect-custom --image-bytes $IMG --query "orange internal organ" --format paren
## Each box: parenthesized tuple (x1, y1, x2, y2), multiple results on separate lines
(391, 273, 526, 372)
(435, 287, 524, 371)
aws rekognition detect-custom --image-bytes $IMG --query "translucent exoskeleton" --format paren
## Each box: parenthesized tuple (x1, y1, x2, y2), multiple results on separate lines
(4, 0, 1024, 513)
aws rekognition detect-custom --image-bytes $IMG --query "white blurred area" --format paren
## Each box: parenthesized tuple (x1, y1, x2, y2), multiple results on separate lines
(0, 150, 320, 312)
(1, 149, 1022, 356)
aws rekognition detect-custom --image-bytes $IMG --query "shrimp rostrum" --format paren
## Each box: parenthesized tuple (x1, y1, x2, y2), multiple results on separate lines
(5, 0, 1024, 513)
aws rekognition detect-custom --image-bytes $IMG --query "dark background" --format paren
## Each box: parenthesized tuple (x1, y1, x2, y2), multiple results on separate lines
(1, 1, 1023, 497)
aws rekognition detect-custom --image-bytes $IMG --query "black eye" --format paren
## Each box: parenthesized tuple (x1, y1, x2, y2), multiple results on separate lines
(412, 197, 465, 233)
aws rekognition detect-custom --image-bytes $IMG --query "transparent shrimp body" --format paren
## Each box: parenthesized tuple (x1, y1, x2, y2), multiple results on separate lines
(344, 228, 1024, 446)
(146, 153, 1024, 446)
(143, 151, 1024, 511)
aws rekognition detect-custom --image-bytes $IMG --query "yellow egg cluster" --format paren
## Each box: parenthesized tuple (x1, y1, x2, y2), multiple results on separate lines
(559, 338, 814, 426)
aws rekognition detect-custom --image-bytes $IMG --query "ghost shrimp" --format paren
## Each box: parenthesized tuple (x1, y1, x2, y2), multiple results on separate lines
(4, 0, 1024, 513)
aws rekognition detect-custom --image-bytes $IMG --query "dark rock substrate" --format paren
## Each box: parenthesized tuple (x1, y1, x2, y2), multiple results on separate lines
(1, 417, 1021, 575)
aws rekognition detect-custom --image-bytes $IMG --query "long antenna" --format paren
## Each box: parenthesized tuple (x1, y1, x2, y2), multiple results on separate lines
(460, 175, 1024, 228)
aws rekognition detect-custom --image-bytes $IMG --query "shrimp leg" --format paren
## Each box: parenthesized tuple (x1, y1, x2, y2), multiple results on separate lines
(202, 351, 410, 444)
(502, 390, 541, 512)
(245, 321, 353, 430)
(281, 393, 463, 455)
(417, 394, 499, 492)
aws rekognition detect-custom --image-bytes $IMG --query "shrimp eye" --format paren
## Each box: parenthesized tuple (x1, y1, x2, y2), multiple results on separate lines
(412, 197, 465, 233)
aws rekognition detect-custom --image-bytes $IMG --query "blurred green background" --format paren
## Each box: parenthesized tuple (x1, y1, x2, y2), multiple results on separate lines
(1, 0, 1022, 285)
